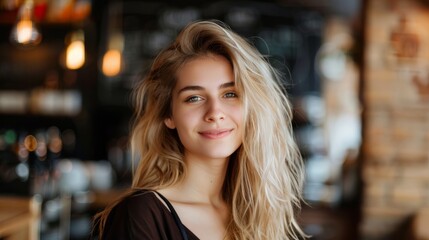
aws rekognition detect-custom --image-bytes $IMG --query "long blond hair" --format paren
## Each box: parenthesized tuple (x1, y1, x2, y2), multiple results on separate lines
(96, 20, 305, 240)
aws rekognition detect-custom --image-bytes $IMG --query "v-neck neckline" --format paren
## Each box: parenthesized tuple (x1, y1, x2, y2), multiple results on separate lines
(152, 191, 200, 240)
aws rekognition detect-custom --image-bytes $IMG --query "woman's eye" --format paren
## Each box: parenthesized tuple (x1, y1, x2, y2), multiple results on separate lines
(224, 92, 238, 98)
(185, 96, 203, 103)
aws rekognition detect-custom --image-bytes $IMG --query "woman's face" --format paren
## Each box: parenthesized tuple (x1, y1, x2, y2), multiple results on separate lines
(165, 54, 243, 162)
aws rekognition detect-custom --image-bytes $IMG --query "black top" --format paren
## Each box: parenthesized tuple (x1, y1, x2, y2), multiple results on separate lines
(101, 190, 199, 240)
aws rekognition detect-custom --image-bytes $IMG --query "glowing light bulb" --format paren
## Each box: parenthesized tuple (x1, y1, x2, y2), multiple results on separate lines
(66, 41, 85, 69)
(16, 20, 33, 43)
(66, 30, 85, 70)
(102, 49, 122, 76)
(102, 33, 124, 76)
(10, 0, 41, 46)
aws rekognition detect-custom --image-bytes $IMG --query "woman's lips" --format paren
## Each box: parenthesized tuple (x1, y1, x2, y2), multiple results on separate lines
(198, 129, 233, 139)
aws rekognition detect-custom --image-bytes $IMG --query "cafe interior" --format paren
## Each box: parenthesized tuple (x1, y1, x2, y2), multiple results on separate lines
(1, 0, 429, 239)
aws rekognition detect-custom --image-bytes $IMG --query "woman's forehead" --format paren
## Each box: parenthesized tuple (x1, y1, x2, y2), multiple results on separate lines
(174, 54, 234, 89)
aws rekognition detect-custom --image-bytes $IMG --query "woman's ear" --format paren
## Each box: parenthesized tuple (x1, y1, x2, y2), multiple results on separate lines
(164, 118, 176, 129)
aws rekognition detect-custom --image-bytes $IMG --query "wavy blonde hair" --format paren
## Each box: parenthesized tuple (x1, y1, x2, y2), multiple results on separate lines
(96, 20, 305, 240)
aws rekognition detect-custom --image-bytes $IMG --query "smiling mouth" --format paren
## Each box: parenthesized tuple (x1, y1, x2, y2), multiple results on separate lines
(198, 129, 233, 139)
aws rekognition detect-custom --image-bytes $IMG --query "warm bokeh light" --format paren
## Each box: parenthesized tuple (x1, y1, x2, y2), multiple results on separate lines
(9, 0, 42, 46)
(16, 20, 33, 43)
(66, 40, 85, 70)
(24, 135, 37, 152)
(102, 49, 122, 76)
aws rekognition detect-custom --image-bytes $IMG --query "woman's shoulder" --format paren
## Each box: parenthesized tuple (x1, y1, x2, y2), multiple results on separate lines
(100, 188, 199, 240)
(113, 189, 162, 214)
(101, 189, 173, 239)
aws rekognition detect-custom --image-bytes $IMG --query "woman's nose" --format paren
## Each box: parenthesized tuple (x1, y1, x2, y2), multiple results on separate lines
(204, 100, 225, 122)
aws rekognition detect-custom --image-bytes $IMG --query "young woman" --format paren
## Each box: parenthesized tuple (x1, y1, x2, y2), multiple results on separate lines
(95, 20, 306, 240)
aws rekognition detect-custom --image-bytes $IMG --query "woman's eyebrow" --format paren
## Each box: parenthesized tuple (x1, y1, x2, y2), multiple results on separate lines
(177, 82, 235, 95)
(219, 82, 235, 89)
(177, 85, 203, 94)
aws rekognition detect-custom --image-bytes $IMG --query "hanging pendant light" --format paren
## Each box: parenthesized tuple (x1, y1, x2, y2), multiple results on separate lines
(101, 1, 123, 77)
(10, 0, 42, 46)
(102, 33, 123, 77)
(66, 30, 85, 70)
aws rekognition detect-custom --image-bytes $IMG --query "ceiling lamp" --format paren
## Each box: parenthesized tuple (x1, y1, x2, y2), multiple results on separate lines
(10, 0, 42, 46)
(101, 1, 124, 77)
(102, 33, 123, 77)
(66, 30, 85, 70)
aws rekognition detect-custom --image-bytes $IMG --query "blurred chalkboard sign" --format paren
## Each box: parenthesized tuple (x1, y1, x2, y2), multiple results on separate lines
(98, 1, 324, 106)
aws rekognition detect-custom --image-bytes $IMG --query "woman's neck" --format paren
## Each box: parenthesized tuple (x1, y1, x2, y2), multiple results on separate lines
(164, 154, 230, 206)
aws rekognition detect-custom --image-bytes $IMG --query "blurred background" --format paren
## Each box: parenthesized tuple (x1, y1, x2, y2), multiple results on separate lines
(1, 0, 429, 239)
